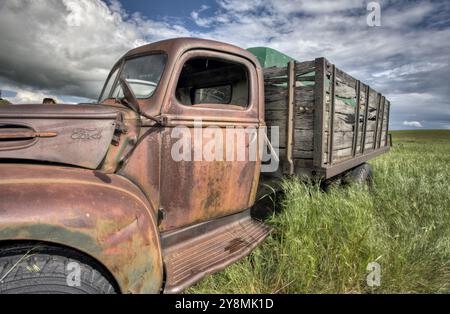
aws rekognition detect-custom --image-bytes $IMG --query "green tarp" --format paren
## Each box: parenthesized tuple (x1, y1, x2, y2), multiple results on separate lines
(247, 47, 294, 68)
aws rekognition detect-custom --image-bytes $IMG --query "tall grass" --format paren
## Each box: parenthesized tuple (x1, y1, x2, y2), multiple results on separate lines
(188, 130, 450, 293)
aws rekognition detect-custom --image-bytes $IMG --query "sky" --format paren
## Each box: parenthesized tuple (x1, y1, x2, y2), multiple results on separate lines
(0, 0, 449, 130)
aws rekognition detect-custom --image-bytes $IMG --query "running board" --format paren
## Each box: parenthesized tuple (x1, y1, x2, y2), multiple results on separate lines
(161, 209, 272, 294)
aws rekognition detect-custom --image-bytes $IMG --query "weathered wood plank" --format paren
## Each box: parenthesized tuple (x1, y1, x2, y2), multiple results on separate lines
(285, 60, 296, 174)
(293, 149, 313, 159)
(385, 101, 390, 146)
(295, 60, 315, 76)
(335, 81, 356, 99)
(313, 57, 327, 168)
(336, 67, 357, 89)
(352, 81, 361, 157)
(265, 77, 288, 85)
(368, 88, 379, 109)
(360, 85, 370, 154)
(373, 93, 381, 149)
(264, 66, 287, 77)
(377, 96, 386, 148)
(265, 98, 288, 110)
(295, 86, 315, 101)
(265, 91, 287, 102)
(328, 65, 337, 164)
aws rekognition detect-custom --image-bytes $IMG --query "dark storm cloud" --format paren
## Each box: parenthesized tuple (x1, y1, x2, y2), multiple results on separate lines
(0, 0, 191, 101)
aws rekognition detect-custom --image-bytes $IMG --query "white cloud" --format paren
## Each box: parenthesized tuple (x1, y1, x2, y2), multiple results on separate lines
(382, 2, 435, 28)
(0, 0, 192, 99)
(274, 0, 362, 14)
(403, 121, 423, 128)
(5, 89, 61, 105)
(191, 5, 214, 27)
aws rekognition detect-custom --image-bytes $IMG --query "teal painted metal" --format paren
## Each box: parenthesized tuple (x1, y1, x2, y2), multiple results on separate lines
(247, 47, 294, 68)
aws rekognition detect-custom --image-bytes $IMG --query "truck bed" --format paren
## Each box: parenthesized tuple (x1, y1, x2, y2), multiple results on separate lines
(263, 57, 390, 179)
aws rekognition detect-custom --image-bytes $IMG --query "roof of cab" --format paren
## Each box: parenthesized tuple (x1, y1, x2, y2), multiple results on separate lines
(122, 37, 261, 69)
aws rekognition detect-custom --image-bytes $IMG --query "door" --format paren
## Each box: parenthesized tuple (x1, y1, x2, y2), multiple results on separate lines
(159, 50, 262, 231)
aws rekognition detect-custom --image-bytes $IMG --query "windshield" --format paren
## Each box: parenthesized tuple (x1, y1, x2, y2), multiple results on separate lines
(99, 53, 167, 102)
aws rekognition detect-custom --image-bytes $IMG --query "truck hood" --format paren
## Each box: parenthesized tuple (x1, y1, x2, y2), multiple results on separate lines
(0, 104, 121, 169)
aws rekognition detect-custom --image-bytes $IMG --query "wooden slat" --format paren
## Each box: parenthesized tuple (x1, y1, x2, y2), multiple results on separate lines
(335, 82, 356, 99)
(360, 85, 370, 154)
(263, 66, 287, 77)
(352, 80, 361, 157)
(265, 77, 288, 84)
(328, 64, 336, 164)
(286, 60, 295, 174)
(377, 96, 386, 148)
(294, 60, 315, 76)
(373, 93, 381, 150)
(335, 67, 357, 89)
(385, 101, 390, 146)
(313, 57, 327, 168)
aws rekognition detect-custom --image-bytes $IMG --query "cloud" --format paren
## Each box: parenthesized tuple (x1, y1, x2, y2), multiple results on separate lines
(4, 89, 61, 105)
(0, 0, 192, 100)
(0, 0, 448, 129)
(192, 0, 450, 130)
(191, 5, 214, 27)
(403, 121, 423, 128)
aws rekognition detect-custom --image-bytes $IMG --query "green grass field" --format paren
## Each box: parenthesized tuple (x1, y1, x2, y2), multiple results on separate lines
(188, 130, 450, 294)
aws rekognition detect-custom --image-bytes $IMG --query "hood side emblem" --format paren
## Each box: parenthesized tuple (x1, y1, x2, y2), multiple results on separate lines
(71, 128, 102, 140)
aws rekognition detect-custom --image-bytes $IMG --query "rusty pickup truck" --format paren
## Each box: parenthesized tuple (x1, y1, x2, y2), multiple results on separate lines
(0, 38, 390, 294)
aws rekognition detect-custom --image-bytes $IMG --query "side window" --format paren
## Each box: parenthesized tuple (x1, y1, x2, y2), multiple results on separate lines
(175, 57, 249, 107)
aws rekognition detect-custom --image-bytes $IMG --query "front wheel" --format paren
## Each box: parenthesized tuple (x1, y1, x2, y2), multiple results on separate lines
(0, 243, 118, 294)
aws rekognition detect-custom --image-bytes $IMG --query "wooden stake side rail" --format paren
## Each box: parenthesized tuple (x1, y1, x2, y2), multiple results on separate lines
(352, 80, 361, 157)
(263, 57, 390, 179)
(328, 64, 336, 165)
(313, 57, 327, 169)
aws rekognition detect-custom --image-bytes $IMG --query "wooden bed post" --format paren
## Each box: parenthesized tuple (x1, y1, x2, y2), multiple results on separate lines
(385, 101, 391, 146)
(373, 93, 382, 150)
(352, 80, 361, 157)
(361, 86, 370, 154)
(377, 96, 386, 148)
(328, 64, 336, 165)
(285, 60, 296, 175)
(313, 57, 327, 168)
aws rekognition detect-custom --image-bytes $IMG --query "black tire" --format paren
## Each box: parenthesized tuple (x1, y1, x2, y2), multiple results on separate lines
(343, 163, 373, 186)
(0, 243, 118, 294)
(321, 176, 343, 192)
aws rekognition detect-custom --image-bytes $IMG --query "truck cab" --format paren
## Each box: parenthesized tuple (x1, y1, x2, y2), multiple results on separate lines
(0, 38, 271, 294)
(103, 38, 265, 231)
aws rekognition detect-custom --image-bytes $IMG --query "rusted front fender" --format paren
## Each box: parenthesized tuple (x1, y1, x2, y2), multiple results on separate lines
(0, 164, 163, 294)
